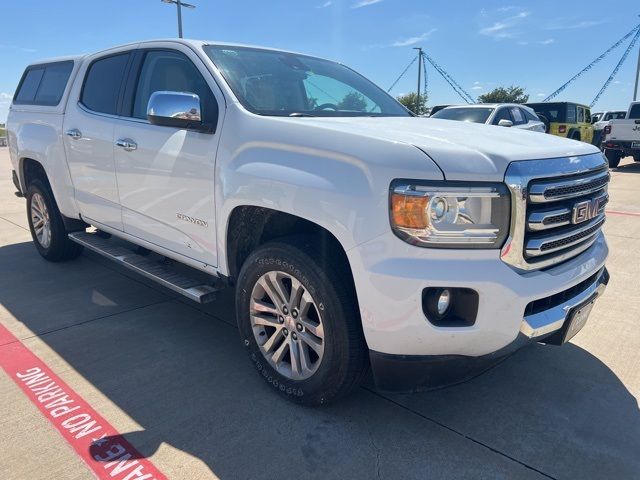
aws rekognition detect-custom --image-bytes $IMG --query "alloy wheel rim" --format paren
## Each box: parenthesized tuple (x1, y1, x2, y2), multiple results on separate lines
(31, 193, 51, 249)
(250, 271, 325, 381)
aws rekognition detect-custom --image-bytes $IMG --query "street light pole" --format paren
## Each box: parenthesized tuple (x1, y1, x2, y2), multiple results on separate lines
(161, 0, 196, 39)
(413, 47, 423, 115)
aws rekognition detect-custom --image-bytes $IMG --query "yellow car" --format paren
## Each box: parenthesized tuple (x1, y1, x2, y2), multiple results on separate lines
(525, 102, 594, 144)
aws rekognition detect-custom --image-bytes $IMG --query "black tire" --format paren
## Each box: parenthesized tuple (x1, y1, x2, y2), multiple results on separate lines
(605, 149, 622, 168)
(26, 179, 84, 262)
(236, 236, 368, 405)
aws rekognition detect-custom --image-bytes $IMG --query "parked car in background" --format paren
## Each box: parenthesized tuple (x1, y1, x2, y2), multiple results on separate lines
(602, 101, 640, 167)
(592, 110, 626, 147)
(427, 104, 452, 116)
(430, 104, 546, 132)
(7, 40, 610, 405)
(526, 102, 594, 144)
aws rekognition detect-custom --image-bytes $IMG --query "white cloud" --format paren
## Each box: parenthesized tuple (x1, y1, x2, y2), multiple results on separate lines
(0, 93, 12, 124)
(317, 0, 332, 7)
(479, 10, 530, 39)
(0, 44, 36, 53)
(497, 6, 517, 12)
(545, 19, 605, 30)
(472, 86, 483, 90)
(536, 93, 546, 97)
(352, 0, 383, 8)
(538, 38, 555, 45)
(392, 29, 437, 47)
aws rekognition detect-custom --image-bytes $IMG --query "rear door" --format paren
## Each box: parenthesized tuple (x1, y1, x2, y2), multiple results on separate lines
(508, 107, 528, 130)
(63, 49, 134, 230)
(112, 44, 225, 267)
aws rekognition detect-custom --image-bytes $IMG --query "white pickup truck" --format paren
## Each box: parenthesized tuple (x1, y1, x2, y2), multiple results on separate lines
(7, 40, 610, 405)
(602, 101, 640, 167)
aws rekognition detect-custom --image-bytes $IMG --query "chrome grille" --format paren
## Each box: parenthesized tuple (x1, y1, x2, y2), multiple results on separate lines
(501, 153, 609, 271)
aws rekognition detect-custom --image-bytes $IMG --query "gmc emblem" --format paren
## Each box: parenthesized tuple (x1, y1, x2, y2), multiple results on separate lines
(572, 197, 602, 224)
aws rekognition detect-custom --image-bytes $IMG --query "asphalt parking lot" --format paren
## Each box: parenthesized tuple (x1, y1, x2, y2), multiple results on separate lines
(1, 147, 639, 480)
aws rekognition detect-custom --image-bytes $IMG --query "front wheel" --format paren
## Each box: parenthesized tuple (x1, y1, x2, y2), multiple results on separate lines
(605, 149, 622, 168)
(236, 237, 368, 405)
(26, 179, 84, 261)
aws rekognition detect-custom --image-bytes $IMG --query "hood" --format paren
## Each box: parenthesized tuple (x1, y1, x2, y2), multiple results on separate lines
(280, 117, 600, 181)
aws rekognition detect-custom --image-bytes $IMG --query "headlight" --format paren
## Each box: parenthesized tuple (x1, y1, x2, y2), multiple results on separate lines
(390, 180, 510, 248)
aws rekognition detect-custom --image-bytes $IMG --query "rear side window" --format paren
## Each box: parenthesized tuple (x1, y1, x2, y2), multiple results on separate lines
(629, 104, 640, 119)
(566, 105, 577, 123)
(14, 61, 73, 106)
(81, 53, 130, 115)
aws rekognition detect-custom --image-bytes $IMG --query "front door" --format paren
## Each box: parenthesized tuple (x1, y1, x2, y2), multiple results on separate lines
(112, 46, 224, 267)
(63, 51, 133, 230)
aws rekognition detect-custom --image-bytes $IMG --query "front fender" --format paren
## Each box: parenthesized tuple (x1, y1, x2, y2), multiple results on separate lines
(214, 111, 443, 276)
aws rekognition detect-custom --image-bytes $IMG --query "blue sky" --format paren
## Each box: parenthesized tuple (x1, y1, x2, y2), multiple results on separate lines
(1, 0, 639, 122)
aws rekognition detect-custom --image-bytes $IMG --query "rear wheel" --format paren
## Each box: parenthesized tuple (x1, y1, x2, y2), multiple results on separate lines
(26, 179, 84, 261)
(236, 237, 368, 405)
(605, 149, 622, 168)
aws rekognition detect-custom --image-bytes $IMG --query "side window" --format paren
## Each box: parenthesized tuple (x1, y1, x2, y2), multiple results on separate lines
(585, 108, 591, 123)
(509, 107, 525, 125)
(522, 108, 540, 122)
(628, 104, 640, 119)
(492, 108, 513, 125)
(81, 53, 130, 115)
(14, 68, 45, 104)
(577, 107, 585, 123)
(14, 61, 74, 106)
(132, 50, 217, 122)
(566, 105, 576, 123)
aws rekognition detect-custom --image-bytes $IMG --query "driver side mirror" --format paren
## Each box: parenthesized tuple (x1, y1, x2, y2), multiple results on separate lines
(498, 119, 513, 127)
(147, 91, 210, 132)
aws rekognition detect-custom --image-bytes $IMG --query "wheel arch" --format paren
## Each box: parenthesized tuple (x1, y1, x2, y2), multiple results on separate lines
(224, 205, 355, 286)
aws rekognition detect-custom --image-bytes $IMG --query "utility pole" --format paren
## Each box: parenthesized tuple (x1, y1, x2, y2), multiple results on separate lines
(634, 40, 640, 101)
(413, 47, 423, 115)
(161, 0, 196, 38)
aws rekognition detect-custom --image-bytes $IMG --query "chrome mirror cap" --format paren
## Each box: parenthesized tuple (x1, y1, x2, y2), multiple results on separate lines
(147, 91, 205, 130)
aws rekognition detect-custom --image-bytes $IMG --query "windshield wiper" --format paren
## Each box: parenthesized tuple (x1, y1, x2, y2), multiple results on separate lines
(288, 112, 317, 117)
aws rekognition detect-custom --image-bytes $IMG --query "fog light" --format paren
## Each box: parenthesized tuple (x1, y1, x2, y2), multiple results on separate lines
(422, 287, 479, 327)
(437, 289, 451, 315)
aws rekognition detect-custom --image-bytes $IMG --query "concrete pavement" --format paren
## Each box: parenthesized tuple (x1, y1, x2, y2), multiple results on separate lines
(1, 147, 639, 479)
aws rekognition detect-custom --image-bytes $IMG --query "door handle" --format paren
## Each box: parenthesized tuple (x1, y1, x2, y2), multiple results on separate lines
(115, 138, 137, 152)
(65, 128, 82, 139)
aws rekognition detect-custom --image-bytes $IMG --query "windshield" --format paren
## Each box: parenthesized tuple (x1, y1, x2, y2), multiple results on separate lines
(604, 111, 626, 121)
(204, 45, 410, 117)
(431, 107, 494, 123)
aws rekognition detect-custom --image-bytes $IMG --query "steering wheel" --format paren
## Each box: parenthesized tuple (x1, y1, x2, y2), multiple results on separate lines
(314, 103, 339, 111)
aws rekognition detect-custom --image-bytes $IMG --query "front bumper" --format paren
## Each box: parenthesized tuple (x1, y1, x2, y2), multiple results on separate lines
(367, 267, 609, 392)
(347, 229, 608, 357)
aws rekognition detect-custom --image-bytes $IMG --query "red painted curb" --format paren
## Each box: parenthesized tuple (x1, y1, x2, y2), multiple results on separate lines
(0, 323, 167, 480)
(606, 210, 640, 218)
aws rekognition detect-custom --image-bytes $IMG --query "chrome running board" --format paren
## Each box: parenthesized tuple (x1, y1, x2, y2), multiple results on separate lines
(68, 231, 220, 304)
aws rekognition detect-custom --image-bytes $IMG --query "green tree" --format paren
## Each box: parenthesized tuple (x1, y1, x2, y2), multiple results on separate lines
(396, 92, 428, 115)
(477, 86, 529, 104)
(338, 92, 367, 111)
